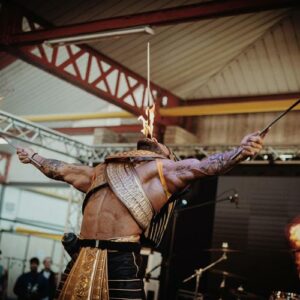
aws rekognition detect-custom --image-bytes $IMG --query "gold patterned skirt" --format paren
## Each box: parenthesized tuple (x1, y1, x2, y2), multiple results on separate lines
(58, 247, 109, 300)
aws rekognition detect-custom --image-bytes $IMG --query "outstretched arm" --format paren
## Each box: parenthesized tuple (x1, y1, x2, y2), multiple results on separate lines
(17, 147, 94, 193)
(164, 131, 263, 192)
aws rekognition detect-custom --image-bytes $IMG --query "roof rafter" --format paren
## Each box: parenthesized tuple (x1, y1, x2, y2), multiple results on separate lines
(4, 0, 299, 46)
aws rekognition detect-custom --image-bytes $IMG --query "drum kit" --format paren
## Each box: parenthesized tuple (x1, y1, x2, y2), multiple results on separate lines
(181, 243, 300, 300)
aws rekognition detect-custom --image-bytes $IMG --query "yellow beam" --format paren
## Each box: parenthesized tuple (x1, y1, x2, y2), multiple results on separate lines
(160, 99, 300, 117)
(22, 99, 300, 122)
(23, 111, 134, 122)
(15, 227, 62, 241)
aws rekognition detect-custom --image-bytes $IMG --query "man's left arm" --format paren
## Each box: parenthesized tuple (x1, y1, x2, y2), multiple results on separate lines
(196, 131, 263, 176)
(17, 147, 94, 193)
(164, 132, 263, 191)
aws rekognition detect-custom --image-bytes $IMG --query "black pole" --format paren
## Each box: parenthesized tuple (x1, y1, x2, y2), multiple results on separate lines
(160, 192, 237, 299)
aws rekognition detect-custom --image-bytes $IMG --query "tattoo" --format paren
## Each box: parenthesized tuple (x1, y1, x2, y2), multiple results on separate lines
(175, 164, 192, 176)
(200, 147, 243, 176)
(40, 159, 65, 180)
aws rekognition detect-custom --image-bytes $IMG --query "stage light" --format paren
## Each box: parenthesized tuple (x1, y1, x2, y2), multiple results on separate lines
(181, 199, 188, 206)
(44, 26, 155, 46)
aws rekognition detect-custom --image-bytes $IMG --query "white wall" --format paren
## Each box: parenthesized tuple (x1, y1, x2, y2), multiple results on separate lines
(0, 231, 64, 299)
(1, 186, 72, 230)
(0, 184, 79, 299)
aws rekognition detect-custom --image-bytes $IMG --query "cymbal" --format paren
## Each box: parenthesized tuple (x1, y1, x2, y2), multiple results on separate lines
(204, 248, 241, 253)
(210, 269, 245, 280)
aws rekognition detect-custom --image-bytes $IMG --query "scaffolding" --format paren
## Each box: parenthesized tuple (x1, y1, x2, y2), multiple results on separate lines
(1, 110, 299, 164)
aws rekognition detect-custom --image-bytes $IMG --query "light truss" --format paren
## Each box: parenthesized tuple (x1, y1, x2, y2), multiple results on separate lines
(169, 144, 300, 162)
(0, 110, 96, 163)
(0, 110, 299, 164)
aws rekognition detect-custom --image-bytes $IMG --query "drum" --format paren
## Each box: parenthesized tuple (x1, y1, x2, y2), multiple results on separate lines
(270, 291, 300, 300)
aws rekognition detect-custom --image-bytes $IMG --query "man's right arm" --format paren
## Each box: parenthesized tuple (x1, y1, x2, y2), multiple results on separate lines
(17, 148, 94, 193)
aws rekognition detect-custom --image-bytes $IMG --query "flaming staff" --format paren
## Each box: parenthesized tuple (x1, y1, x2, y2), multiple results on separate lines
(232, 99, 300, 160)
(138, 42, 156, 139)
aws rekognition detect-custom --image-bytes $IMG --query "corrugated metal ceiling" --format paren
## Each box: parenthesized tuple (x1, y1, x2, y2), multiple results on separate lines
(0, 59, 112, 115)
(1, 1, 299, 119)
(191, 12, 300, 98)
(96, 12, 282, 89)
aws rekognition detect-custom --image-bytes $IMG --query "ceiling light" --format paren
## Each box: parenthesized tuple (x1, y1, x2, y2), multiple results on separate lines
(44, 26, 155, 46)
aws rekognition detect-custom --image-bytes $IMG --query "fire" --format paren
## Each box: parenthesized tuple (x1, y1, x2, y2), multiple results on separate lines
(138, 103, 156, 139)
(288, 221, 300, 274)
(289, 224, 300, 247)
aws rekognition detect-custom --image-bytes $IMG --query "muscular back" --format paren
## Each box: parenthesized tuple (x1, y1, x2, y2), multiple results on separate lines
(80, 160, 171, 240)
(81, 150, 251, 239)
(80, 187, 143, 239)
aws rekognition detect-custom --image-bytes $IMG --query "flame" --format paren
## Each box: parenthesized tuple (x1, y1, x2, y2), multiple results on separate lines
(289, 224, 300, 247)
(138, 103, 156, 139)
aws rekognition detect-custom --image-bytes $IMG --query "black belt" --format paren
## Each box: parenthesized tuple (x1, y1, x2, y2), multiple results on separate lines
(78, 239, 141, 252)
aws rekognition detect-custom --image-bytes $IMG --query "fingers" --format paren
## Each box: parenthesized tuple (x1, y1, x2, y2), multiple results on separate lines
(242, 136, 263, 147)
(241, 132, 263, 158)
(247, 138, 262, 146)
(16, 147, 27, 155)
(241, 141, 262, 157)
(241, 145, 259, 157)
(16, 147, 24, 154)
(16, 147, 31, 164)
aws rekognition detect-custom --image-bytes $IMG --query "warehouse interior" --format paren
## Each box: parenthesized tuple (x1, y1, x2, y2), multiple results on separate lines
(0, 0, 300, 299)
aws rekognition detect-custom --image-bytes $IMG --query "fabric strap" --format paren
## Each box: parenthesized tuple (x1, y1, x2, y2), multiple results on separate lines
(156, 159, 171, 199)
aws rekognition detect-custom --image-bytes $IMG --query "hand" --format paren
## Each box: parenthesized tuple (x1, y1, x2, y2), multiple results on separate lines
(240, 131, 263, 158)
(16, 147, 36, 164)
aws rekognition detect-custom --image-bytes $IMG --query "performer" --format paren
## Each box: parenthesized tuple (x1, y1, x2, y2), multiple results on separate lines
(17, 132, 263, 299)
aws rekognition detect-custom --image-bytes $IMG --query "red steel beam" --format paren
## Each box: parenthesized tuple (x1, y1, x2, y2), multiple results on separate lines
(6, 0, 298, 46)
(0, 2, 180, 126)
(0, 51, 17, 70)
(53, 125, 142, 135)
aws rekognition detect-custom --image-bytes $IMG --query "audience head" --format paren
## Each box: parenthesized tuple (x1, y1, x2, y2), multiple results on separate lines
(43, 257, 52, 270)
(29, 257, 40, 272)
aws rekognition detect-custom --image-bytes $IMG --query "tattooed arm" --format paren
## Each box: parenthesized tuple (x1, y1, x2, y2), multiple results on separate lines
(16, 147, 94, 193)
(163, 131, 264, 192)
